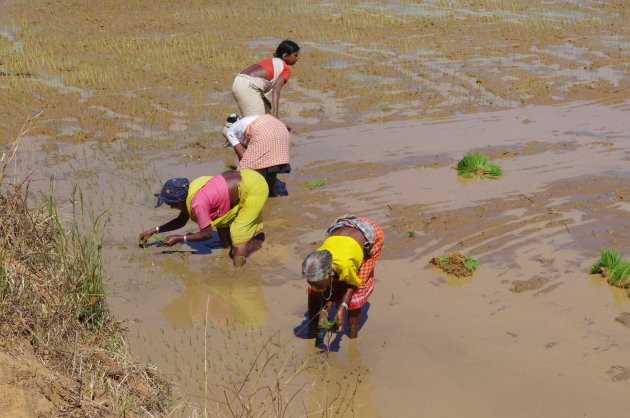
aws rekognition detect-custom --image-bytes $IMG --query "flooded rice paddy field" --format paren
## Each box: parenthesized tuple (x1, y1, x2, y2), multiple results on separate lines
(2, 0, 630, 416)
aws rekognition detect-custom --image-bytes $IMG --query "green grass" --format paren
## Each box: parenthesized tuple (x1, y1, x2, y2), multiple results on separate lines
(303, 180, 326, 189)
(456, 152, 503, 179)
(436, 255, 480, 271)
(590, 249, 630, 287)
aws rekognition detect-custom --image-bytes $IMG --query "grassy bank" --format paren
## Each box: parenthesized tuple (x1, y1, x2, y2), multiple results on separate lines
(0, 139, 171, 415)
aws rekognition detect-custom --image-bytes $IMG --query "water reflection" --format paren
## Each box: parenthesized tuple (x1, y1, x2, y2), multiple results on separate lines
(142, 239, 269, 329)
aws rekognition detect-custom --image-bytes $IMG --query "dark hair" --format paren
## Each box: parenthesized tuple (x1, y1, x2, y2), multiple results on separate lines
(274, 40, 300, 58)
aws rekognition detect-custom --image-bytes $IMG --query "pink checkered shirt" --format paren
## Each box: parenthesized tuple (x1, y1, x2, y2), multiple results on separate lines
(237, 115, 290, 170)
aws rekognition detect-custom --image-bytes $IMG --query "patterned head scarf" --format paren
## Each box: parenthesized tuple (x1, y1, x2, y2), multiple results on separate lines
(155, 178, 189, 208)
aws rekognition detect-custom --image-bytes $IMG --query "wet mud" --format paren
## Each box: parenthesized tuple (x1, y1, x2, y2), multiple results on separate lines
(2, 0, 630, 416)
(6, 100, 630, 417)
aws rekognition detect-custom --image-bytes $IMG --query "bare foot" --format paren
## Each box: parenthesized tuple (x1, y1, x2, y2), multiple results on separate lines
(233, 255, 246, 267)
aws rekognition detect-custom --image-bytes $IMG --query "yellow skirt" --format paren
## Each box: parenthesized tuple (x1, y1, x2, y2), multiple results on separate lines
(212, 170, 268, 246)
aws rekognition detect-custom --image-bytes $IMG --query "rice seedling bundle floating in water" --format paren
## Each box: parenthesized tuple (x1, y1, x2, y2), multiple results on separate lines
(590, 249, 630, 288)
(431, 252, 480, 277)
(456, 152, 503, 179)
(303, 180, 326, 189)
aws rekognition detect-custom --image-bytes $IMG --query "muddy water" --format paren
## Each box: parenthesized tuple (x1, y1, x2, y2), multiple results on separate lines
(9, 101, 630, 416)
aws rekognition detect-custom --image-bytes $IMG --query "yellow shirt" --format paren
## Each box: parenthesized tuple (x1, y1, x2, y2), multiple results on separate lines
(318, 236, 364, 287)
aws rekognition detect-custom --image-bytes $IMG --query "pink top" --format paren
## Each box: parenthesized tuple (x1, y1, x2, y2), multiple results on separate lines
(238, 114, 290, 170)
(190, 175, 231, 229)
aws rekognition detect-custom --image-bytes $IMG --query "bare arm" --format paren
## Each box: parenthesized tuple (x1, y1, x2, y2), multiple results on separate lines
(334, 285, 356, 332)
(320, 300, 334, 327)
(139, 209, 189, 245)
(164, 224, 213, 247)
(233, 143, 246, 161)
(271, 77, 286, 118)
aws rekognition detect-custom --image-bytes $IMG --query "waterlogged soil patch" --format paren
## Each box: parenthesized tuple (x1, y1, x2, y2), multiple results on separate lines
(614, 313, 630, 328)
(510, 277, 550, 293)
(431, 252, 479, 277)
(1, 0, 628, 144)
(607, 366, 630, 382)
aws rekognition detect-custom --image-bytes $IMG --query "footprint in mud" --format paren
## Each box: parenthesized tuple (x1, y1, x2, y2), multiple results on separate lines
(607, 365, 630, 382)
(536, 257, 555, 266)
(614, 312, 630, 328)
(533, 282, 564, 296)
(510, 277, 550, 293)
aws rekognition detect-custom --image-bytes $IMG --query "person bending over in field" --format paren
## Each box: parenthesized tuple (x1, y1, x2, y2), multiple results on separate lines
(138, 170, 268, 267)
(224, 114, 291, 197)
(231, 40, 300, 118)
(302, 215, 384, 338)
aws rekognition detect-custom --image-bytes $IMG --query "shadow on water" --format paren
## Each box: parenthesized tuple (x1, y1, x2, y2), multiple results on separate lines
(293, 302, 371, 352)
(142, 231, 226, 255)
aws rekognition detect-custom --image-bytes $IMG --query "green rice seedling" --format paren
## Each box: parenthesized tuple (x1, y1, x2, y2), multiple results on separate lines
(456, 152, 503, 179)
(319, 319, 338, 331)
(590, 249, 630, 287)
(303, 180, 326, 189)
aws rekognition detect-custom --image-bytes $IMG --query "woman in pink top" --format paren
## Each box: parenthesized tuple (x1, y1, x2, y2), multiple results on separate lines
(231, 40, 300, 118)
(138, 170, 269, 267)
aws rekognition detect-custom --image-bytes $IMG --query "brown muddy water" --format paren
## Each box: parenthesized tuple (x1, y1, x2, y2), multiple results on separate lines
(2, 0, 629, 414)
(8, 100, 630, 417)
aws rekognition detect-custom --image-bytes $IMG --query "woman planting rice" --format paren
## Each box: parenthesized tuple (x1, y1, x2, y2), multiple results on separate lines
(231, 40, 300, 118)
(138, 170, 268, 267)
(302, 215, 384, 338)
(224, 114, 291, 196)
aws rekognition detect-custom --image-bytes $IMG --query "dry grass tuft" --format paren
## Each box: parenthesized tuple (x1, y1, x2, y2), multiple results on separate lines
(0, 125, 172, 416)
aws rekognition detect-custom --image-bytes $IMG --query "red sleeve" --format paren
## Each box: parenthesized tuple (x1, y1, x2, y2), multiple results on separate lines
(279, 61, 291, 81)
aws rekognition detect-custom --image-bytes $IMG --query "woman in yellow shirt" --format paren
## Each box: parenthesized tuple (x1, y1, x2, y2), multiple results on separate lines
(302, 215, 384, 338)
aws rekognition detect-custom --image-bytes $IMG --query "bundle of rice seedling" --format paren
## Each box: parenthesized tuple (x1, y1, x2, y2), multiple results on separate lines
(590, 249, 630, 287)
(456, 152, 503, 179)
(431, 252, 480, 277)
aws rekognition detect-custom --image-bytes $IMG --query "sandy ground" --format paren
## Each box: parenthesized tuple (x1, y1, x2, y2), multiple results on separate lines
(8, 99, 630, 416)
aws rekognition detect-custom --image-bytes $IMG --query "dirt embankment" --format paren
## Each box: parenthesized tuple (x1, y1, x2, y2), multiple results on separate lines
(0, 156, 172, 417)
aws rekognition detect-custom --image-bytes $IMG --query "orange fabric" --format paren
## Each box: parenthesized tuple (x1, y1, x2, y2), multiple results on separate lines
(256, 58, 291, 81)
(355, 217, 383, 290)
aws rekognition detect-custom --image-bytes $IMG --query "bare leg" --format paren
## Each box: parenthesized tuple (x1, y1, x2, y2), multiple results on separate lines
(217, 227, 231, 248)
(232, 245, 247, 267)
(266, 173, 277, 197)
(348, 308, 361, 338)
(307, 293, 321, 338)
(231, 234, 265, 267)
